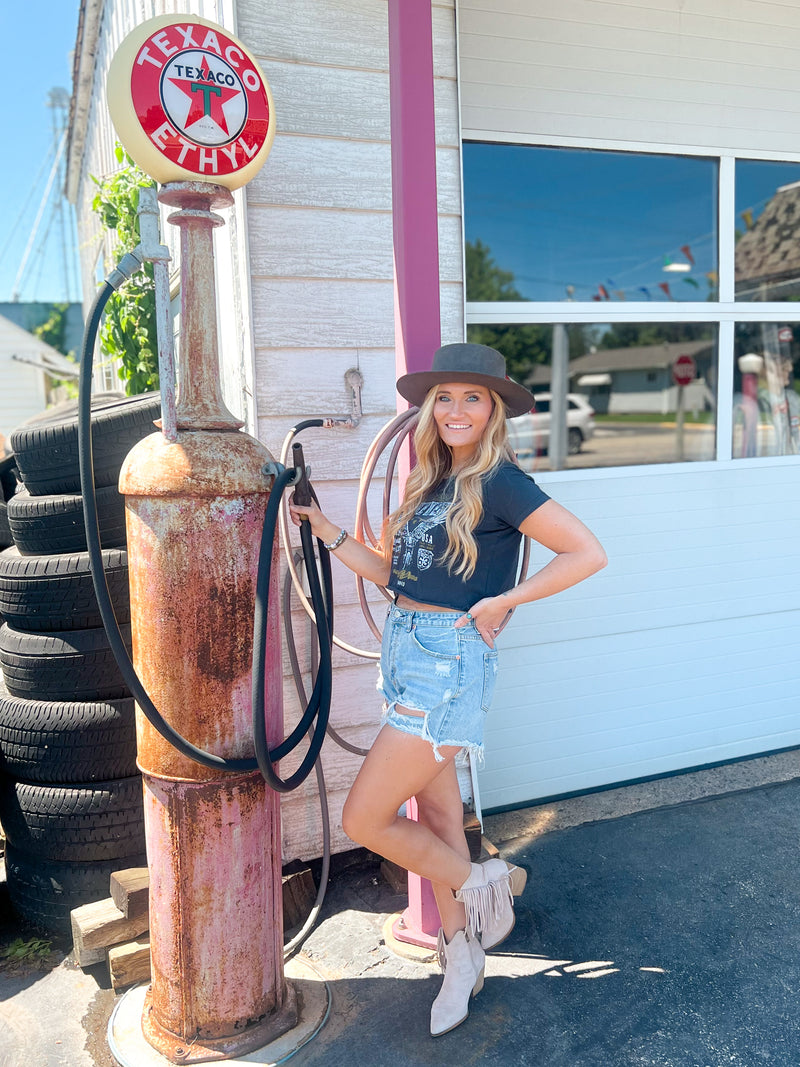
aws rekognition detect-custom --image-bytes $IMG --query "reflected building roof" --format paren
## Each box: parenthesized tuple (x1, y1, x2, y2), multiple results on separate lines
(735, 181, 800, 298)
(526, 340, 714, 386)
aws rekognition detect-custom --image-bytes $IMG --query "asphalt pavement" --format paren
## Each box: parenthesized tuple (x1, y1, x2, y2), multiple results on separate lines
(3, 750, 800, 1066)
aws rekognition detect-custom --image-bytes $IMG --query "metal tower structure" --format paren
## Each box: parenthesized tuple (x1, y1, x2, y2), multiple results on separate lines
(10, 87, 79, 303)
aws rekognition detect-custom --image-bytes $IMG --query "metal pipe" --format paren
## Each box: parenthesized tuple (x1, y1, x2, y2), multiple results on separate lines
(137, 186, 177, 442)
(549, 323, 569, 471)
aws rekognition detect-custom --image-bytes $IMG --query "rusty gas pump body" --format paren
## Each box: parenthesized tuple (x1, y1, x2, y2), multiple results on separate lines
(118, 183, 295, 1061)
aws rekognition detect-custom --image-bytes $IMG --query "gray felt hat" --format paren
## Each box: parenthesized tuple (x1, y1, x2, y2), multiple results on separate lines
(396, 343, 536, 418)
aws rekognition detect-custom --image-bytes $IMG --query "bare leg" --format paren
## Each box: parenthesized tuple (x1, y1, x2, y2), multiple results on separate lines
(416, 760, 470, 940)
(342, 719, 472, 892)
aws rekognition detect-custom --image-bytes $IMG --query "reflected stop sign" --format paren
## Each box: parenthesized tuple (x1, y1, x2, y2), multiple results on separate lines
(672, 354, 697, 386)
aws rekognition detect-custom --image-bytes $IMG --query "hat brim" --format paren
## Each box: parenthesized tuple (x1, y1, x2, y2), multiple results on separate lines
(395, 370, 535, 419)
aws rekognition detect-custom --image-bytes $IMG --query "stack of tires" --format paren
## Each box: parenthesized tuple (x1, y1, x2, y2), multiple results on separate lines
(0, 454, 20, 551)
(0, 394, 161, 937)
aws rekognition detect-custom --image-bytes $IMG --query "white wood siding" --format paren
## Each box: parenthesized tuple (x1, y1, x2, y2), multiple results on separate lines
(484, 459, 800, 809)
(458, 0, 800, 154)
(232, 0, 461, 859)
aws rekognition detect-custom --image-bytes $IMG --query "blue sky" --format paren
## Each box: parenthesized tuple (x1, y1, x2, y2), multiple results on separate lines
(0, 3, 82, 303)
(464, 144, 800, 303)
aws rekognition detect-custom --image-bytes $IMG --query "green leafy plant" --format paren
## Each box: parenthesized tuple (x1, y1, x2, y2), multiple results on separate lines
(33, 302, 79, 398)
(92, 145, 159, 395)
(1, 936, 52, 964)
(33, 302, 70, 355)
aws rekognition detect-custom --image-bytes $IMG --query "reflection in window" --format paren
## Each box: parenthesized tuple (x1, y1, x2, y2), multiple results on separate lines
(468, 323, 718, 470)
(735, 161, 800, 302)
(733, 323, 800, 457)
(463, 143, 718, 303)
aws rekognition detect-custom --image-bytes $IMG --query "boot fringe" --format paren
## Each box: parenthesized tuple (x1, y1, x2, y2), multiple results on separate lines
(455, 871, 514, 939)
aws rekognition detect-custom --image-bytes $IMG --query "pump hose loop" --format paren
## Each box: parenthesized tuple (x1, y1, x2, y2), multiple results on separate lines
(79, 275, 334, 788)
(252, 476, 334, 792)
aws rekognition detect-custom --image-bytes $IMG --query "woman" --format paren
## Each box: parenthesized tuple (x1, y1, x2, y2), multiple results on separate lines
(289, 343, 607, 1037)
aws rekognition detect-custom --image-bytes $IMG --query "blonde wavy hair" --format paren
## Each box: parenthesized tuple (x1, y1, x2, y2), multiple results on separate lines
(383, 386, 517, 579)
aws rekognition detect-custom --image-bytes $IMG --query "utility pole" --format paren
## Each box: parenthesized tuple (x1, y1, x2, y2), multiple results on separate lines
(549, 323, 569, 470)
(47, 88, 75, 303)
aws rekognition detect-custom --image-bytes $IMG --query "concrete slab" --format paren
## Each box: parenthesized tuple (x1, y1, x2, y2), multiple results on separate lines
(1, 957, 107, 1067)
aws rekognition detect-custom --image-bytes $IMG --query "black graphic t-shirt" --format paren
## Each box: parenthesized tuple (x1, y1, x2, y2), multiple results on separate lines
(387, 462, 551, 612)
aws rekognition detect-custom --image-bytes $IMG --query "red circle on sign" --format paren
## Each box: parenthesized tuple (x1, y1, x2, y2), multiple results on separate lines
(672, 354, 696, 387)
(778, 327, 793, 343)
(130, 23, 270, 179)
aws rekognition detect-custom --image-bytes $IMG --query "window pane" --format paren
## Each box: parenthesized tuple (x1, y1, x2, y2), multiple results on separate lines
(735, 161, 800, 302)
(467, 323, 718, 470)
(732, 323, 800, 457)
(463, 143, 718, 303)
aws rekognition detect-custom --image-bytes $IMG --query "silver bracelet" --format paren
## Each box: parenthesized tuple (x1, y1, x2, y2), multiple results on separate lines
(323, 527, 348, 551)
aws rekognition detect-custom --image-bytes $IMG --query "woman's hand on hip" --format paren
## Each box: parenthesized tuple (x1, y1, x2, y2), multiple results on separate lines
(454, 595, 511, 649)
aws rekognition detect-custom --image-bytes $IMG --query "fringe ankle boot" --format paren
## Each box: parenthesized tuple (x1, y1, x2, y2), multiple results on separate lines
(430, 927, 486, 1037)
(455, 858, 527, 951)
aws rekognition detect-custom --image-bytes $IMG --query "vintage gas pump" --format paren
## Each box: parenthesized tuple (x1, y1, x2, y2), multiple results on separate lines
(86, 15, 329, 1064)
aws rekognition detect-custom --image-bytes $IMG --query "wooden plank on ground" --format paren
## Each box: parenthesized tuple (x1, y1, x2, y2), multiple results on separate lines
(108, 936, 151, 991)
(464, 811, 482, 860)
(71, 897, 150, 968)
(480, 835, 500, 859)
(380, 858, 407, 894)
(110, 867, 149, 919)
(282, 860, 316, 931)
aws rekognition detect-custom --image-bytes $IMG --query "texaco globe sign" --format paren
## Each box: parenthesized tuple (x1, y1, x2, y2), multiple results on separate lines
(107, 16, 275, 189)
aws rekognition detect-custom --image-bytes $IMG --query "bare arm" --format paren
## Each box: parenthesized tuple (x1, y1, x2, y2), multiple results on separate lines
(455, 499, 607, 647)
(288, 497, 392, 587)
(503, 499, 607, 606)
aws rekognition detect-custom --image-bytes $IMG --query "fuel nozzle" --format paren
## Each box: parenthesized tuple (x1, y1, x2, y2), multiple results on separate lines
(292, 442, 312, 514)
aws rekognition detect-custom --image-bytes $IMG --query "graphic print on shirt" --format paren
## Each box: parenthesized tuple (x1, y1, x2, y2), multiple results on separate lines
(392, 499, 451, 589)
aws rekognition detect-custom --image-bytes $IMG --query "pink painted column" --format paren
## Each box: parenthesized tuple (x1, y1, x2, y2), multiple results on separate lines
(388, 0, 444, 949)
(389, 0, 442, 384)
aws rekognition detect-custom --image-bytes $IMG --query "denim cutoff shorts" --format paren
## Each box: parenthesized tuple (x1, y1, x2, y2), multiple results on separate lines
(377, 603, 499, 763)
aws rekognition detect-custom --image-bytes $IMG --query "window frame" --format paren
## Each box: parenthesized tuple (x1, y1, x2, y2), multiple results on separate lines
(462, 137, 800, 473)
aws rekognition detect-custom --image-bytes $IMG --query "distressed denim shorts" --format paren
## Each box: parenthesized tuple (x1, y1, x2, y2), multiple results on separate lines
(377, 603, 499, 763)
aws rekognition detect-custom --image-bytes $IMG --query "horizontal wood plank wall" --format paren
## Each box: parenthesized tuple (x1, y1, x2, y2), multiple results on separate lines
(240, 0, 461, 860)
(458, 0, 800, 153)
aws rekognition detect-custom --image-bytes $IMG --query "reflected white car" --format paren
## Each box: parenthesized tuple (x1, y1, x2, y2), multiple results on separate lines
(507, 393, 596, 461)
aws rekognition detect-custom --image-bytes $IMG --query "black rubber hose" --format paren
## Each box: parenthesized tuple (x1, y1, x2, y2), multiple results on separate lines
(78, 275, 333, 788)
(283, 551, 368, 757)
(252, 483, 334, 791)
(271, 486, 334, 761)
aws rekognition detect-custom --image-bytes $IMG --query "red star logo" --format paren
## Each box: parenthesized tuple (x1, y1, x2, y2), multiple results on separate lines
(169, 56, 240, 136)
